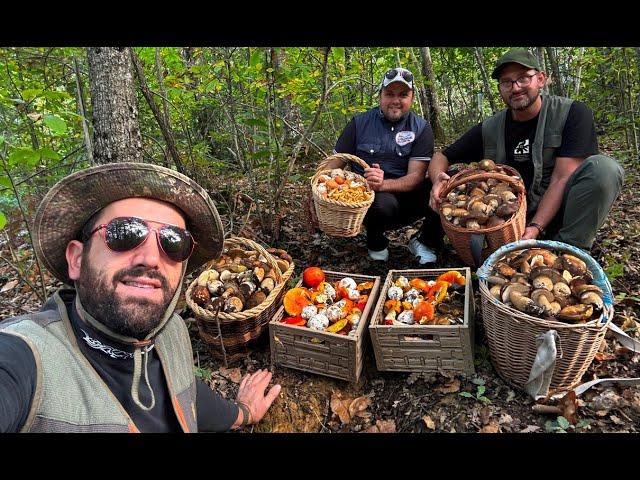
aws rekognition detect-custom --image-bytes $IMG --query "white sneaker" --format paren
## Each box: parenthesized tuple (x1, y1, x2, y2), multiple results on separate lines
(368, 248, 389, 262)
(408, 238, 437, 265)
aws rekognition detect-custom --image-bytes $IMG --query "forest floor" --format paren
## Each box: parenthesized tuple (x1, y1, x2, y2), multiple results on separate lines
(1, 148, 639, 434)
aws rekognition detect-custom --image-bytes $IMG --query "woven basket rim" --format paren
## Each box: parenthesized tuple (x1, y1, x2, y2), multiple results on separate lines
(184, 236, 294, 322)
(477, 239, 614, 329)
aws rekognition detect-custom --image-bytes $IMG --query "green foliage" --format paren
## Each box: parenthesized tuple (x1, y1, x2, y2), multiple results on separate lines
(544, 416, 571, 433)
(459, 382, 491, 405)
(0, 211, 6, 229)
(194, 366, 213, 382)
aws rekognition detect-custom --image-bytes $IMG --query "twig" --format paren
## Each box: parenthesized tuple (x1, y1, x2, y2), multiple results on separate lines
(0, 255, 45, 303)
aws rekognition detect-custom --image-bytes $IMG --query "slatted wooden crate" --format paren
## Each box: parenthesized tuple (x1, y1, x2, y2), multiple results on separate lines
(269, 271, 380, 383)
(369, 268, 475, 374)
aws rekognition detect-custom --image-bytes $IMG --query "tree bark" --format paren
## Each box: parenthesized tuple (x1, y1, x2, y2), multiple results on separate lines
(73, 56, 94, 165)
(473, 47, 498, 114)
(535, 47, 550, 95)
(545, 47, 566, 97)
(87, 47, 142, 164)
(573, 47, 585, 97)
(419, 47, 445, 144)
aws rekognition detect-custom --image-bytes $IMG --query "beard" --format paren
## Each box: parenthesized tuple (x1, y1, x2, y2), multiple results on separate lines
(507, 88, 540, 111)
(76, 259, 175, 339)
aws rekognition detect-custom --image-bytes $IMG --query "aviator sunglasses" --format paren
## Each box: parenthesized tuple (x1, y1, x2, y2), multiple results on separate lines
(85, 216, 197, 263)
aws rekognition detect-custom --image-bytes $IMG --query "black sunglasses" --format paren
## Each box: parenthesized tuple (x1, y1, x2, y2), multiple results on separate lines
(86, 216, 197, 263)
(384, 68, 414, 84)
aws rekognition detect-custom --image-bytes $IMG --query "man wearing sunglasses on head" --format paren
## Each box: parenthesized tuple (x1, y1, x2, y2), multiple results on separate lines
(0, 162, 281, 432)
(429, 49, 624, 251)
(330, 67, 443, 265)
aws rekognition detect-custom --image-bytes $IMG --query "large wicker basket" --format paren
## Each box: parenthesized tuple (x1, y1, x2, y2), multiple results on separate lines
(439, 165, 526, 267)
(477, 239, 614, 392)
(185, 237, 295, 365)
(311, 153, 374, 237)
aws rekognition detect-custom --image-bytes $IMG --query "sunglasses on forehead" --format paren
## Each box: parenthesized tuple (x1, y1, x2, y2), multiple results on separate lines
(85, 216, 197, 263)
(384, 68, 414, 84)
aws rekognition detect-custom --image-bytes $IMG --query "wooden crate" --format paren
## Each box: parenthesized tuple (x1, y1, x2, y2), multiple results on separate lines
(369, 268, 475, 374)
(269, 271, 380, 383)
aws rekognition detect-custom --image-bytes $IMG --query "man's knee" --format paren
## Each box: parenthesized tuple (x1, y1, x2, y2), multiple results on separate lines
(368, 192, 399, 219)
(570, 154, 624, 197)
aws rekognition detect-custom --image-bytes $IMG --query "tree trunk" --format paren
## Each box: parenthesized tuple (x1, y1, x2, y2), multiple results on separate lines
(73, 56, 94, 165)
(473, 47, 498, 114)
(87, 47, 142, 164)
(545, 47, 566, 97)
(535, 47, 550, 95)
(419, 47, 445, 144)
(573, 47, 585, 97)
(270, 48, 303, 145)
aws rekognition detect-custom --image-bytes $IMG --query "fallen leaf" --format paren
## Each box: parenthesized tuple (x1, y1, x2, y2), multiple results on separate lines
(349, 395, 372, 418)
(559, 390, 578, 425)
(479, 406, 492, 425)
(435, 378, 460, 394)
(520, 425, 541, 433)
(218, 367, 242, 384)
(0, 280, 18, 293)
(479, 421, 501, 433)
(610, 415, 625, 425)
(376, 419, 396, 433)
(362, 425, 379, 433)
(330, 391, 352, 424)
(594, 352, 616, 362)
(423, 415, 436, 430)
(498, 413, 513, 425)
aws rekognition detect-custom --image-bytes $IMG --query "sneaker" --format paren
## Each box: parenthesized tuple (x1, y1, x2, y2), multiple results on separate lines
(408, 238, 437, 265)
(368, 248, 389, 262)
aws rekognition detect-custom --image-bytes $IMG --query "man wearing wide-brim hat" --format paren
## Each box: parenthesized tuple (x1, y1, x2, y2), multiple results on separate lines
(428, 48, 624, 251)
(0, 162, 281, 432)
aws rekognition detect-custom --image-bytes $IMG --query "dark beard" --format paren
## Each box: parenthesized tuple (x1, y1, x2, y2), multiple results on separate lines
(509, 89, 539, 111)
(76, 261, 175, 339)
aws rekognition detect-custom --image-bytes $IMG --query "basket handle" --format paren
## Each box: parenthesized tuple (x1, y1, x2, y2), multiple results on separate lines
(317, 153, 369, 173)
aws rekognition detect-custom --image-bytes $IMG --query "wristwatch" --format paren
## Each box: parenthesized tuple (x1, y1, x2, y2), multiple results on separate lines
(527, 222, 546, 236)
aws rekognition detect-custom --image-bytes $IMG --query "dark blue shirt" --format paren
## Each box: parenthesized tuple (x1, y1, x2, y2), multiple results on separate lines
(335, 107, 434, 179)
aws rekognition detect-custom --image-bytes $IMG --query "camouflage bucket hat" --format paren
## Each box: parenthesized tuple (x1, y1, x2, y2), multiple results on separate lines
(33, 162, 224, 285)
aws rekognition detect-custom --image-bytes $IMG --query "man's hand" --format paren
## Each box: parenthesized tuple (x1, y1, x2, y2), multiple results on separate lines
(235, 369, 281, 425)
(364, 163, 385, 192)
(429, 171, 450, 211)
(521, 226, 540, 240)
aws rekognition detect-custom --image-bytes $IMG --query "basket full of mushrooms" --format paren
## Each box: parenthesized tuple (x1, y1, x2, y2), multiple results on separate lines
(311, 153, 374, 237)
(185, 236, 294, 364)
(477, 239, 614, 391)
(438, 160, 526, 267)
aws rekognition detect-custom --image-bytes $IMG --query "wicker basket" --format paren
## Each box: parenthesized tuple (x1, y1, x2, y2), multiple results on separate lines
(269, 271, 381, 382)
(477, 239, 614, 392)
(311, 153, 374, 237)
(369, 268, 475, 374)
(185, 237, 295, 364)
(439, 166, 526, 267)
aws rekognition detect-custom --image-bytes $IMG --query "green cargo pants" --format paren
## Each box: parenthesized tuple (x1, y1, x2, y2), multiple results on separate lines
(539, 154, 624, 250)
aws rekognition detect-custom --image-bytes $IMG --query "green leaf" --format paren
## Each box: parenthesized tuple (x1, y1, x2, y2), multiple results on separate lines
(544, 420, 558, 432)
(477, 385, 486, 397)
(478, 396, 492, 405)
(43, 114, 67, 135)
(0, 211, 6, 230)
(38, 147, 61, 160)
(250, 49, 263, 68)
(605, 262, 624, 281)
(576, 419, 591, 429)
(21, 88, 43, 101)
(459, 392, 474, 398)
(241, 117, 268, 128)
(557, 416, 570, 429)
(7, 148, 40, 167)
(0, 176, 11, 188)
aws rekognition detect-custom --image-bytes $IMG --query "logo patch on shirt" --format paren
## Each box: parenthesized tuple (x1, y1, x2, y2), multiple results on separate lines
(395, 131, 415, 146)
(514, 139, 530, 155)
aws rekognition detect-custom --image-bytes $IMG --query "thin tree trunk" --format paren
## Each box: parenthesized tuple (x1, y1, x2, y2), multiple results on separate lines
(130, 50, 184, 173)
(270, 48, 303, 145)
(87, 47, 142, 164)
(473, 47, 498, 114)
(623, 48, 639, 157)
(573, 47, 585, 97)
(409, 48, 425, 118)
(222, 47, 246, 171)
(154, 48, 171, 131)
(535, 47, 550, 95)
(73, 56, 94, 165)
(545, 47, 566, 97)
(419, 47, 445, 144)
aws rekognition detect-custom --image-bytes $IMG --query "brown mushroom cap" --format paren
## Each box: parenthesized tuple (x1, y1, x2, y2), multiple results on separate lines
(557, 304, 594, 323)
(531, 288, 554, 304)
(500, 282, 531, 303)
(530, 266, 567, 285)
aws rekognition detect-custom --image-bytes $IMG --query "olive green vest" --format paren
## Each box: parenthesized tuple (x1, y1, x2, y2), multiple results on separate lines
(0, 290, 198, 433)
(482, 95, 574, 213)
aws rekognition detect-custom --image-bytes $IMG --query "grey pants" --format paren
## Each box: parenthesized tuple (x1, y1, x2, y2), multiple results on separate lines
(540, 154, 624, 249)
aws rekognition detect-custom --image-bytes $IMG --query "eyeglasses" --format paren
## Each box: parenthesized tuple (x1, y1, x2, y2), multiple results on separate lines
(86, 217, 197, 263)
(384, 68, 414, 86)
(498, 72, 538, 91)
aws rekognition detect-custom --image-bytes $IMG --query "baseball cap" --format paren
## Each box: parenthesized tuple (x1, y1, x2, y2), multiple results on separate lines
(379, 67, 414, 91)
(491, 49, 541, 79)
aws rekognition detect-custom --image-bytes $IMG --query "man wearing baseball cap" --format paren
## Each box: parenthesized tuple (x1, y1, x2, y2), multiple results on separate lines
(328, 67, 443, 265)
(0, 162, 281, 432)
(428, 48, 624, 250)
